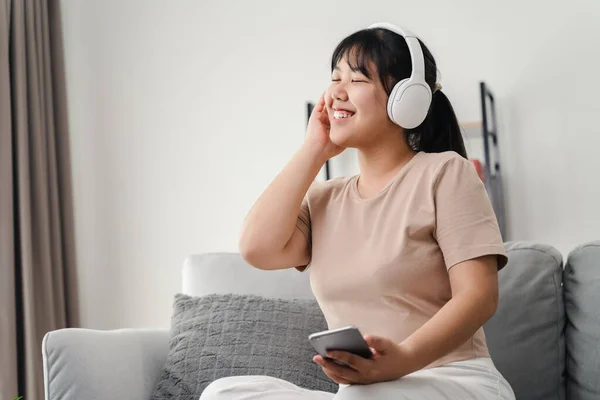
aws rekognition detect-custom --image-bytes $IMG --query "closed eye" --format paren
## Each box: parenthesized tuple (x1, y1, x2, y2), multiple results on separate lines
(330, 78, 368, 83)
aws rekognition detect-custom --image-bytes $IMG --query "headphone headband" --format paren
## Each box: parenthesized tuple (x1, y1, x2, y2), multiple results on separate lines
(367, 22, 432, 129)
(367, 22, 426, 81)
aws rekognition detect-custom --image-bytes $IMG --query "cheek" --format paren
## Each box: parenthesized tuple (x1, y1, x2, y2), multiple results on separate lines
(324, 86, 334, 105)
(353, 89, 387, 118)
(357, 101, 388, 124)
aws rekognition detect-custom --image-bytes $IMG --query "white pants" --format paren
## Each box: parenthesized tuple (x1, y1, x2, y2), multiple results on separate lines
(199, 357, 516, 400)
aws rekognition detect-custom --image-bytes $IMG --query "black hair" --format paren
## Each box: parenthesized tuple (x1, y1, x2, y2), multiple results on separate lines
(331, 28, 468, 159)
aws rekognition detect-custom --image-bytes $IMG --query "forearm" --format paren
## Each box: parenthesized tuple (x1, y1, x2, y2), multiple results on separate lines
(398, 291, 496, 375)
(239, 142, 325, 254)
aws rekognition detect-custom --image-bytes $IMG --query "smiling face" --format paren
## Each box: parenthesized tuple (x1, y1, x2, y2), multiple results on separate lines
(326, 52, 399, 149)
(323, 27, 467, 162)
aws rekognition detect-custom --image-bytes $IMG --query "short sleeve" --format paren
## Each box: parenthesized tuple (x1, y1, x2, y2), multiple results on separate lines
(295, 195, 312, 272)
(296, 195, 312, 247)
(434, 156, 508, 271)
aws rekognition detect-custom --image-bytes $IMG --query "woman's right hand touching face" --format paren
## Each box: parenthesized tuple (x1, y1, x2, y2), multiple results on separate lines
(304, 92, 345, 161)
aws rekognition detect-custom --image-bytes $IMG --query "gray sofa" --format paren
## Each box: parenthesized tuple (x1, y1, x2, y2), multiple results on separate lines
(42, 241, 600, 400)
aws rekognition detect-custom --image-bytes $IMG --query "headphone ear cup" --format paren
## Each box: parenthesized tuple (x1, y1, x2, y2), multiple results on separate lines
(387, 79, 432, 129)
(387, 79, 409, 125)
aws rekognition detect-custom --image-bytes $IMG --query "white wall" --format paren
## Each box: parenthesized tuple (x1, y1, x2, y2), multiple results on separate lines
(60, 0, 600, 329)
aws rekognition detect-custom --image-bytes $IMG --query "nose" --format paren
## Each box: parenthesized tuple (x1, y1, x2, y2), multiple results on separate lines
(330, 85, 348, 103)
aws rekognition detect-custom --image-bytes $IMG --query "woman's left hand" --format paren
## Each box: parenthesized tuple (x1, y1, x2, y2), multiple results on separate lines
(313, 335, 415, 385)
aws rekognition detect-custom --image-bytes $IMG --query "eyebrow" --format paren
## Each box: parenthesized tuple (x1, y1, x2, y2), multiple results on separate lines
(332, 64, 367, 74)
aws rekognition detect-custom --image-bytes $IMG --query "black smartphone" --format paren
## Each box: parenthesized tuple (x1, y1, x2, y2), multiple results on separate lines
(308, 325, 373, 365)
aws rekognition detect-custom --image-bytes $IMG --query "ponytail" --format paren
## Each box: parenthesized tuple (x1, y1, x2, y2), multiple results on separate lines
(405, 90, 468, 159)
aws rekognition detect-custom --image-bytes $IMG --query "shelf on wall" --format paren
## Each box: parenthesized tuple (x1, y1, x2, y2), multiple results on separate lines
(461, 121, 498, 141)
(460, 121, 482, 138)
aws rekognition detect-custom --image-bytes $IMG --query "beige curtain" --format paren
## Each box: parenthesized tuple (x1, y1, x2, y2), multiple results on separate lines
(0, 1, 79, 399)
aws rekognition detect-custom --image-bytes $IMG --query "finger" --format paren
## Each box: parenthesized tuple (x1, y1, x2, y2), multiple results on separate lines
(316, 357, 360, 381)
(321, 364, 355, 383)
(322, 368, 352, 385)
(325, 90, 333, 109)
(314, 110, 330, 130)
(315, 92, 326, 112)
(369, 347, 382, 358)
(314, 355, 352, 374)
(320, 105, 330, 125)
(322, 95, 329, 113)
(327, 351, 369, 371)
(364, 335, 390, 354)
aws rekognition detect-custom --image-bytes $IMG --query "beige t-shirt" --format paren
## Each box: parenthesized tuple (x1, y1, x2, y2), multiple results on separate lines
(295, 151, 507, 370)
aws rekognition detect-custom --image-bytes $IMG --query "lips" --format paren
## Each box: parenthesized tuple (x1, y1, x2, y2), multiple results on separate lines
(332, 107, 355, 119)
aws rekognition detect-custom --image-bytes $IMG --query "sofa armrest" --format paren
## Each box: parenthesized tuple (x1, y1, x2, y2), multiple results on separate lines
(42, 328, 169, 400)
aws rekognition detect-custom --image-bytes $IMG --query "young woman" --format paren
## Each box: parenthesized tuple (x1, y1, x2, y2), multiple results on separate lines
(201, 22, 516, 400)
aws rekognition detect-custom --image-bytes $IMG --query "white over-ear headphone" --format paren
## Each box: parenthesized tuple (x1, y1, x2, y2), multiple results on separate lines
(368, 22, 432, 129)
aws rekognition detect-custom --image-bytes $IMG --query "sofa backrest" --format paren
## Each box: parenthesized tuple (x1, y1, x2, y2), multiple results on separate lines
(484, 242, 566, 400)
(182, 252, 314, 299)
(181, 241, 600, 400)
(563, 241, 600, 400)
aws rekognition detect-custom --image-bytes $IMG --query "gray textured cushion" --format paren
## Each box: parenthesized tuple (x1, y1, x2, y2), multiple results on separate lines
(150, 293, 337, 399)
(564, 241, 600, 400)
(483, 242, 566, 400)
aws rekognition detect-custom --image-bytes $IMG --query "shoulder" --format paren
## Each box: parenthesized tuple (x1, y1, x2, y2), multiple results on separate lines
(417, 151, 470, 170)
(416, 152, 486, 200)
(408, 151, 482, 191)
(416, 151, 475, 181)
(306, 175, 354, 205)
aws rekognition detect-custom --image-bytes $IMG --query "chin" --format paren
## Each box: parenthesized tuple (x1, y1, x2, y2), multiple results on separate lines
(329, 128, 354, 148)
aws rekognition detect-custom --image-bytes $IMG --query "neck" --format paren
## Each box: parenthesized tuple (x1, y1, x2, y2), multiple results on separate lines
(356, 132, 416, 194)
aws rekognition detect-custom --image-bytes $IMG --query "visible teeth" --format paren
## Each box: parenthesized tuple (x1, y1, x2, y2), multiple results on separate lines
(334, 111, 354, 119)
